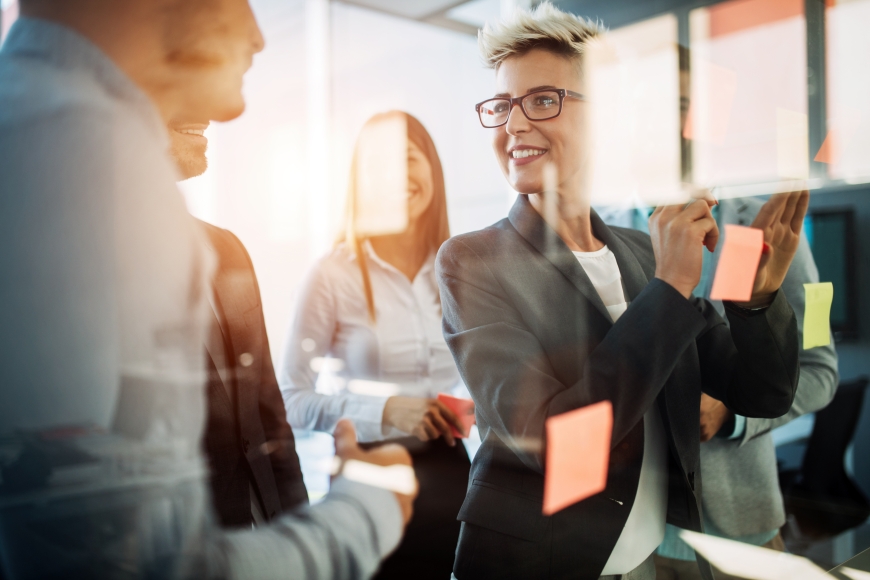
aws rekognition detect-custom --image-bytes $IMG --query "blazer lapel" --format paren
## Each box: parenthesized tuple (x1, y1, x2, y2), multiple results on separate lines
(211, 269, 260, 430)
(205, 302, 234, 401)
(212, 267, 284, 519)
(508, 195, 611, 323)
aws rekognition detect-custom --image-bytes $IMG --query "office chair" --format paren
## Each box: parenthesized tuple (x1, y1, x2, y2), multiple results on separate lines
(780, 376, 870, 541)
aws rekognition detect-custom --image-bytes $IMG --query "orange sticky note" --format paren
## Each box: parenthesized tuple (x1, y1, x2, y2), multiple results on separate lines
(437, 393, 476, 439)
(709, 225, 764, 302)
(543, 400, 613, 516)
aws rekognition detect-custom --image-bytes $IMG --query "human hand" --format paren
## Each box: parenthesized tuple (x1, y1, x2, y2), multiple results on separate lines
(382, 396, 466, 446)
(700, 393, 733, 442)
(333, 419, 416, 525)
(737, 190, 810, 308)
(650, 194, 719, 299)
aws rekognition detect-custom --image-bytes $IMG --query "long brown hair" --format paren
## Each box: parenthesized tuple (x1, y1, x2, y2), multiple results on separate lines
(337, 111, 450, 322)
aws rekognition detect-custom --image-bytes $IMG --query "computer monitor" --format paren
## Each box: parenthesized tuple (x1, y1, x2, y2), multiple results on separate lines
(805, 208, 858, 340)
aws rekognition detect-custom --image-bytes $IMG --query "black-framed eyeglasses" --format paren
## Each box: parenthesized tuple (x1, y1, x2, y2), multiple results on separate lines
(474, 88, 586, 128)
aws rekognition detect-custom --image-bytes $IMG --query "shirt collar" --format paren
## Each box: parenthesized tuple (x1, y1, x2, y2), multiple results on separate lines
(347, 239, 436, 281)
(2, 17, 167, 145)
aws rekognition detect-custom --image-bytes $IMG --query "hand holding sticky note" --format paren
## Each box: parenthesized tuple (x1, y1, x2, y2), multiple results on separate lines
(803, 282, 834, 349)
(710, 225, 765, 302)
(437, 393, 475, 439)
(543, 400, 612, 515)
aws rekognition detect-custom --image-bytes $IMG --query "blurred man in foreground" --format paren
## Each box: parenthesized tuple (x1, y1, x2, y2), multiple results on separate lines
(0, 0, 412, 577)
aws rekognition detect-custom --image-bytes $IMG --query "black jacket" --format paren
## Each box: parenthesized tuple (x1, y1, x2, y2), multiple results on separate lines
(436, 196, 799, 579)
(200, 221, 308, 528)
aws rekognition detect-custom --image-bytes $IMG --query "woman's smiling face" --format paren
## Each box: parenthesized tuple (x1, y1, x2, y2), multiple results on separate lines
(491, 48, 587, 195)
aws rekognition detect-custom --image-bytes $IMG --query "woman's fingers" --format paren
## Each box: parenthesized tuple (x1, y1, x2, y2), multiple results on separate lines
(428, 408, 456, 447)
(791, 190, 810, 233)
(780, 190, 801, 228)
(414, 419, 434, 442)
(435, 401, 466, 436)
(752, 193, 787, 231)
(701, 216, 720, 253)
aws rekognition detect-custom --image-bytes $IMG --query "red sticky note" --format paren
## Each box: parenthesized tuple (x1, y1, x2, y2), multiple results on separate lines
(543, 400, 613, 516)
(709, 225, 764, 302)
(437, 393, 476, 439)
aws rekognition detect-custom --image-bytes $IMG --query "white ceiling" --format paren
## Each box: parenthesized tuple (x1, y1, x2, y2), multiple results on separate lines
(338, 0, 472, 20)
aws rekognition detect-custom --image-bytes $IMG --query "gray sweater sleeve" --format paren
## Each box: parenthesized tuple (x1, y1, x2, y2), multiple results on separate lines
(222, 478, 403, 580)
(741, 231, 839, 442)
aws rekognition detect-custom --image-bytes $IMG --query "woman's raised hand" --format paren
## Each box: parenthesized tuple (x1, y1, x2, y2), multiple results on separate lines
(741, 190, 810, 307)
(382, 396, 466, 447)
(649, 195, 719, 299)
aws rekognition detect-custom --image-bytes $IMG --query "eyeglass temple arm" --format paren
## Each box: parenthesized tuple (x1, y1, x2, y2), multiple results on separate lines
(565, 90, 586, 101)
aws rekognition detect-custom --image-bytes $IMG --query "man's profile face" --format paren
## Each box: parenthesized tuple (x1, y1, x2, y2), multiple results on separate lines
(169, 120, 209, 180)
(161, 0, 264, 123)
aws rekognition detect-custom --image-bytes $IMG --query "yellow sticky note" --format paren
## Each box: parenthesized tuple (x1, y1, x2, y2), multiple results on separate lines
(803, 282, 834, 350)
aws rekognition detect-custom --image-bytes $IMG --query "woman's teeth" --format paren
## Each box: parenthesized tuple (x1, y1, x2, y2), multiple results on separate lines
(178, 129, 205, 136)
(511, 149, 545, 159)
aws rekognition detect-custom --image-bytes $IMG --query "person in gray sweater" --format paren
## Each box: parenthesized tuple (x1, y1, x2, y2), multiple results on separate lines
(598, 197, 839, 579)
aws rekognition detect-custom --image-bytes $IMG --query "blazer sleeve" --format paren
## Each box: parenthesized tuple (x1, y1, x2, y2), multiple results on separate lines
(437, 238, 710, 473)
(226, 232, 310, 510)
(694, 290, 800, 418)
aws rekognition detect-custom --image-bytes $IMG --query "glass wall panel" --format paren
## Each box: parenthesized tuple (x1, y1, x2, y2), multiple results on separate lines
(689, 0, 808, 193)
(824, 0, 870, 183)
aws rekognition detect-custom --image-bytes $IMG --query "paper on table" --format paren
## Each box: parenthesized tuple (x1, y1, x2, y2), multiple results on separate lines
(437, 393, 475, 439)
(679, 530, 834, 580)
(803, 282, 834, 350)
(332, 458, 417, 495)
(710, 224, 765, 302)
(841, 568, 870, 580)
(543, 400, 613, 516)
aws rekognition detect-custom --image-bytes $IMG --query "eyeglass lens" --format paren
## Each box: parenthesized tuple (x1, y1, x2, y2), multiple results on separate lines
(478, 90, 562, 127)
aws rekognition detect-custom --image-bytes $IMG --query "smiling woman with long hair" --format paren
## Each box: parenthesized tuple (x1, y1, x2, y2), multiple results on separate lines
(279, 111, 470, 579)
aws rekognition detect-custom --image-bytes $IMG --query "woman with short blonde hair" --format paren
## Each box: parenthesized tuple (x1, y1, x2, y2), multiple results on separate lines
(438, 3, 806, 579)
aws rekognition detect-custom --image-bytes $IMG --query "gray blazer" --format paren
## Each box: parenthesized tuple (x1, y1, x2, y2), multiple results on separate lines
(437, 195, 800, 579)
(697, 197, 839, 537)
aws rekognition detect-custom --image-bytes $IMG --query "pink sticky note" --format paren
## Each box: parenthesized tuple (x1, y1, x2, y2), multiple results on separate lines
(437, 393, 476, 439)
(683, 60, 738, 145)
(709, 225, 764, 302)
(543, 400, 613, 516)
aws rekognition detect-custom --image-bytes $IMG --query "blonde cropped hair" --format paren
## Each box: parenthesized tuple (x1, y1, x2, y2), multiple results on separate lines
(478, 1, 604, 70)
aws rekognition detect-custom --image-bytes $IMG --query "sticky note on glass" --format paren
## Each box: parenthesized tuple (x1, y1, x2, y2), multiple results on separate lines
(437, 393, 475, 439)
(803, 282, 834, 350)
(543, 400, 612, 515)
(679, 530, 833, 580)
(710, 225, 764, 302)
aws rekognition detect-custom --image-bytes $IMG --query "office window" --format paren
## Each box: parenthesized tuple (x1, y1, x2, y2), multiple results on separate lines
(823, 0, 870, 183)
(1, 0, 18, 43)
(689, 0, 809, 192)
(585, 13, 682, 208)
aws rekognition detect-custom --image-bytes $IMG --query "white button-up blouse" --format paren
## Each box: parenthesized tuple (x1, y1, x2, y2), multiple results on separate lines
(278, 241, 462, 442)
